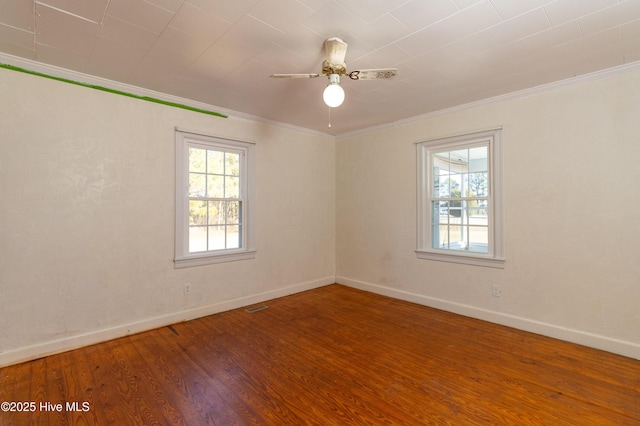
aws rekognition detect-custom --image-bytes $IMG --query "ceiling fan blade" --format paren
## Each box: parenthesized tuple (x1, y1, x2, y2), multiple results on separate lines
(348, 68, 398, 80)
(324, 37, 348, 66)
(270, 73, 320, 78)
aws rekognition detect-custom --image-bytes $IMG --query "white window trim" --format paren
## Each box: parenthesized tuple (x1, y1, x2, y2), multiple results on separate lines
(174, 130, 256, 268)
(416, 127, 505, 268)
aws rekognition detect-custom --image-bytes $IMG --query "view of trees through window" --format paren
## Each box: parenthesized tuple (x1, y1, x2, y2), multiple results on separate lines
(187, 146, 242, 253)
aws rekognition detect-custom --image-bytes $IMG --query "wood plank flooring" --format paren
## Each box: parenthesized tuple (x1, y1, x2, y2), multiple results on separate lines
(1, 284, 639, 425)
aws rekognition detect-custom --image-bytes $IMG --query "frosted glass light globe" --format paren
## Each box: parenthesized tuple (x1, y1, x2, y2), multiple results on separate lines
(323, 75, 345, 107)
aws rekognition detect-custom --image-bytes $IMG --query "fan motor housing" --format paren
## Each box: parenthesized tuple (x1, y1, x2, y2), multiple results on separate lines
(322, 60, 347, 76)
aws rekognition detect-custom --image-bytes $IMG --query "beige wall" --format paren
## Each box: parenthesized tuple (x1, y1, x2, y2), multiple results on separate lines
(336, 68, 640, 359)
(0, 68, 335, 366)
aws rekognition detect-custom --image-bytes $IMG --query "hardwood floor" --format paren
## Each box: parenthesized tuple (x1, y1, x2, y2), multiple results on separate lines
(1, 284, 639, 425)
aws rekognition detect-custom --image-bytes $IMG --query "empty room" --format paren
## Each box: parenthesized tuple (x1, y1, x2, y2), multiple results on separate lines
(1, 0, 639, 424)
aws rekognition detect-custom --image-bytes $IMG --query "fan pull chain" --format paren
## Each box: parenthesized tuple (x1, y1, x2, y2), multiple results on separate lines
(328, 106, 332, 128)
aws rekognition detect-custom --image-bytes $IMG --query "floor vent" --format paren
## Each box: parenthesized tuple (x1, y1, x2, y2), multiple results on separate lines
(245, 305, 269, 313)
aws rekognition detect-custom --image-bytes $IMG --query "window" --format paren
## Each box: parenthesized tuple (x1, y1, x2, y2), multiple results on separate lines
(416, 128, 504, 268)
(175, 131, 255, 268)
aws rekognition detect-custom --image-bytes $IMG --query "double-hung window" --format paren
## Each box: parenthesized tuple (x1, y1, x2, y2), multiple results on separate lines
(416, 128, 504, 268)
(175, 131, 255, 268)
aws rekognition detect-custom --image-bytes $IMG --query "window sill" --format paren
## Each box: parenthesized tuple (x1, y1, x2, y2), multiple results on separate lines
(174, 250, 256, 269)
(416, 250, 505, 269)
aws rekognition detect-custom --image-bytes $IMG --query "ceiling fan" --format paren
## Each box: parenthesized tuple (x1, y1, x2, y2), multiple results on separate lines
(270, 37, 398, 108)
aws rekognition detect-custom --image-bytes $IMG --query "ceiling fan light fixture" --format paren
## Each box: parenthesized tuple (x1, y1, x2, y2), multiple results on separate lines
(270, 37, 398, 112)
(323, 73, 344, 107)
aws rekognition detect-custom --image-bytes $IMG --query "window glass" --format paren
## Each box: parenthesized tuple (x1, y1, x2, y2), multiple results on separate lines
(186, 146, 244, 253)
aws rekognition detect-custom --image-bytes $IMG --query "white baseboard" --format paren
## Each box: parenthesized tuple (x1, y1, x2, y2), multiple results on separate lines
(0, 277, 334, 368)
(337, 276, 640, 360)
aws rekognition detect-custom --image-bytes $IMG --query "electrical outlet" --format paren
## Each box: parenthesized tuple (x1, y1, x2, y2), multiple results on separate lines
(184, 283, 192, 295)
(491, 284, 502, 297)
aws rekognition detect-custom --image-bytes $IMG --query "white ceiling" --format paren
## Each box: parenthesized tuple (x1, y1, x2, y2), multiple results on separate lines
(1, 0, 639, 135)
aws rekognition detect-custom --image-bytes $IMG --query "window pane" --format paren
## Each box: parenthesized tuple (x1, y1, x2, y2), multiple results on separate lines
(461, 173, 470, 197)
(206, 175, 224, 198)
(225, 176, 240, 198)
(207, 201, 223, 225)
(448, 225, 463, 249)
(436, 224, 462, 249)
(226, 201, 240, 224)
(469, 146, 487, 172)
(434, 223, 445, 248)
(207, 150, 224, 174)
(449, 173, 462, 198)
(437, 176, 450, 198)
(189, 200, 207, 225)
(468, 206, 487, 221)
(449, 149, 469, 174)
(227, 225, 241, 249)
(448, 199, 462, 218)
(468, 226, 488, 253)
(189, 173, 205, 197)
(432, 201, 447, 220)
(433, 152, 450, 171)
(226, 153, 240, 176)
(469, 172, 488, 197)
(208, 226, 225, 250)
(477, 200, 489, 216)
(189, 148, 206, 173)
(189, 226, 207, 252)
(434, 153, 449, 195)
